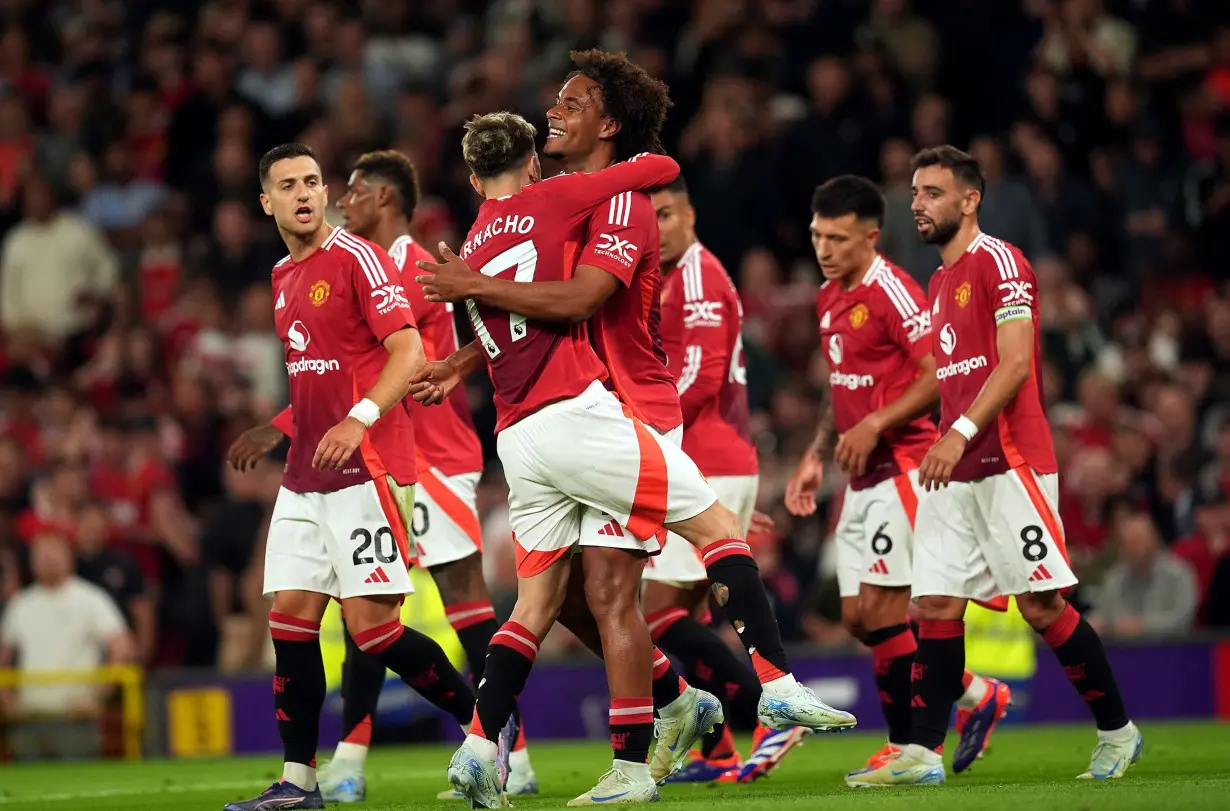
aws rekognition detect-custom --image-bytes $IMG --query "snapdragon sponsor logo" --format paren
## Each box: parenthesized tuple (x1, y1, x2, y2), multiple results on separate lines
(830, 371, 875, 390)
(287, 357, 341, 376)
(936, 355, 988, 380)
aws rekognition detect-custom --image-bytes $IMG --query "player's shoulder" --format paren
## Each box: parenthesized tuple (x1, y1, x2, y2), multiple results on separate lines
(324, 227, 397, 287)
(680, 242, 736, 302)
(968, 233, 1032, 282)
(865, 255, 925, 319)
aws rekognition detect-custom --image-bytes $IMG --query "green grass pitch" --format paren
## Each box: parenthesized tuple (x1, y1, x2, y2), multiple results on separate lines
(1, 721, 1227, 810)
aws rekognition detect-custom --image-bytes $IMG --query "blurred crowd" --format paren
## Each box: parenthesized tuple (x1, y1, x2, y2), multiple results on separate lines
(1, 0, 1230, 699)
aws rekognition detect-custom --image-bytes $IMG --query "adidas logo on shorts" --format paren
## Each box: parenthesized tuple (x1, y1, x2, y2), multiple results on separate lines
(597, 520, 625, 537)
(868, 559, 889, 576)
(1028, 564, 1052, 583)
(364, 567, 391, 584)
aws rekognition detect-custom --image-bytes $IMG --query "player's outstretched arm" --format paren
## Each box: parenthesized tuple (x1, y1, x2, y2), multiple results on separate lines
(786, 399, 835, 516)
(418, 243, 618, 322)
(836, 354, 939, 477)
(550, 153, 680, 210)
(409, 340, 485, 406)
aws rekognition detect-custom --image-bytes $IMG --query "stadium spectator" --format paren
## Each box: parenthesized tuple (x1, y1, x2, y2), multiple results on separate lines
(0, 533, 134, 716)
(74, 501, 154, 664)
(1091, 512, 1199, 637)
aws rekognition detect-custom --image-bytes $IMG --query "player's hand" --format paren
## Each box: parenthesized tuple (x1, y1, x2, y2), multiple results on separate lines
(408, 360, 461, 406)
(749, 510, 775, 535)
(313, 417, 366, 471)
(918, 430, 967, 491)
(834, 413, 884, 478)
(416, 243, 476, 303)
(785, 449, 824, 516)
(227, 424, 284, 472)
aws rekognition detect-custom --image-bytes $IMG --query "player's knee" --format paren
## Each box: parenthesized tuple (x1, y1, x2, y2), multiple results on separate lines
(1016, 590, 1065, 630)
(915, 594, 965, 622)
(840, 597, 866, 642)
(858, 585, 910, 631)
(431, 553, 487, 606)
(342, 594, 401, 638)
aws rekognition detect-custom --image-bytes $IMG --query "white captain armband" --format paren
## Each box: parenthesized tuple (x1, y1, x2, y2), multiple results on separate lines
(994, 305, 1031, 326)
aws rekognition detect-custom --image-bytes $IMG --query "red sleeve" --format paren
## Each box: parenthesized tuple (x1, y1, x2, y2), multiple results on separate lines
(577, 193, 656, 287)
(878, 271, 933, 364)
(975, 244, 1037, 328)
(675, 264, 734, 425)
(270, 406, 294, 438)
(548, 153, 679, 211)
(351, 245, 418, 342)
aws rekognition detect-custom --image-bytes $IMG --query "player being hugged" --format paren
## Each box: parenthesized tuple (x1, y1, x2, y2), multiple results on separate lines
(784, 176, 1010, 781)
(223, 144, 478, 811)
(847, 146, 1141, 788)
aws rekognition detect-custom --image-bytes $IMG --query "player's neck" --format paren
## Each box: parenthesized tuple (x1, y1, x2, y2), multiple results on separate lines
(938, 221, 982, 268)
(566, 147, 616, 175)
(840, 251, 878, 291)
(368, 217, 410, 252)
(282, 222, 332, 263)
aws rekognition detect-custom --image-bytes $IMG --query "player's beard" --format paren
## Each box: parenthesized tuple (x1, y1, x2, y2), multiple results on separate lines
(920, 215, 961, 247)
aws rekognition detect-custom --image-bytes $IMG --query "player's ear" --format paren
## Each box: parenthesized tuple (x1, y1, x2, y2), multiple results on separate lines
(259, 192, 272, 216)
(599, 115, 621, 141)
(963, 188, 981, 216)
(469, 173, 484, 198)
(528, 152, 541, 184)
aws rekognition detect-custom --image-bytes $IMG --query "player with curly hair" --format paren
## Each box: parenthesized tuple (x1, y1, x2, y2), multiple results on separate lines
(417, 51, 856, 802)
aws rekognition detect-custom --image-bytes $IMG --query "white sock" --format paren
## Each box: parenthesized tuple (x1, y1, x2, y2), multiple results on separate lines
(332, 741, 368, 767)
(613, 759, 651, 778)
(902, 743, 942, 765)
(283, 762, 317, 791)
(760, 673, 799, 697)
(510, 747, 532, 772)
(465, 732, 499, 762)
(957, 674, 989, 710)
(1097, 721, 1137, 743)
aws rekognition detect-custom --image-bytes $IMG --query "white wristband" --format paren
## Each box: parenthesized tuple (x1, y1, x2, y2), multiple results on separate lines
(348, 398, 382, 428)
(952, 415, 979, 441)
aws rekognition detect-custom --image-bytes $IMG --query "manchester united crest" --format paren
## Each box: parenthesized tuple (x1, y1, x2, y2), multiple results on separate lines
(309, 280, 331, 306)
(955, 281, 972, 308)
(849, 303, 870, 328)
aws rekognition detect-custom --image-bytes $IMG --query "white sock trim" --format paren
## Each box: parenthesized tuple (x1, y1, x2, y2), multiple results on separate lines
(903, 743, 942, 765)
(1097, 721, 1137, 742)
(509, 748, 532, 771)
(465, 732, 499, 762)
(760, 673, 799, 697)
(283, 762, 317, 791)
(957, 674, 989, 710)
(333, 741, 369, 764)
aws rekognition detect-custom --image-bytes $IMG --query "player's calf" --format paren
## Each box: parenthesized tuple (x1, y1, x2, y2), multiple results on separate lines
(343, 596, 475, 727)
(1019, 590, 1139, 770)
(267, 592, 331, 793)
(434, 553, 501, 685)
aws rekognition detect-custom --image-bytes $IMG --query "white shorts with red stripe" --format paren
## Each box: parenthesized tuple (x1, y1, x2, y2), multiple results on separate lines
(642, 471, 759, 585)
(834, 470, 921, 597)
(412, 468, 482, 569)
(262, 477, 415, 600)
(499, 381, 717, 578)
(912, 468, 1076, 601)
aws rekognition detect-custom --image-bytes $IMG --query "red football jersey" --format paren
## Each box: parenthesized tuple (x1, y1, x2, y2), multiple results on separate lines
(389, 235, 483, 476)
(659, 241, 757, 477)
(460, 154, 680, 431)
(928, 233, 1057, 482)
(272, 227, 419, 493)
(817, 255, 938, 490)
(580, 189, 682, 434)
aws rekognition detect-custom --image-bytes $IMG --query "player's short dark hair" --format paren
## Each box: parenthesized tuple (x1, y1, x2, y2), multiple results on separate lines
(810, 175, 886, 226)
(258, 142, 318, 187)
(911, 145, 986, 196)
(650, 175, 688, 197)
(354, 150, 421, 220)
(462, 112, 537, 180)
(568, 49, 672, 160)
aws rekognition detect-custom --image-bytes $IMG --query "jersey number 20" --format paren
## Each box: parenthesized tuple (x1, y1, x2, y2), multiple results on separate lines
(467, 240, 538, 359)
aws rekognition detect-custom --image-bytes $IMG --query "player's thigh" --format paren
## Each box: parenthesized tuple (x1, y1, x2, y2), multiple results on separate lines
(321, 478, 416, 601)
(413, 469, 483, 570)
(263, 487, 340, 600)
(911, 481, 1001, 603)
(707, 475, 759, 535)
(972, 469, 1076, 597)
(855, 473, 917, 591)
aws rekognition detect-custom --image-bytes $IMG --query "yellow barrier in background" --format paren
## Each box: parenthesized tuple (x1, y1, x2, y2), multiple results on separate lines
(0, 664, 145, 760)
